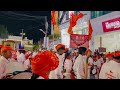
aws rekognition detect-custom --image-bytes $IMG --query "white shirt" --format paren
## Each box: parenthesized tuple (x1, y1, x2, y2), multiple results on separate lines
(17, 53, 26, 64)
(63, 58, 72, 79)
(32, 51, 38, 58)
(37, 76, 44, 79)
(24, 59, 31, 70)
(98, 57, 104, 65)
(0, 56, 10, 79)
(49, 53, 65, 79)
(93, 60, 101, 69)
(99, 60, 120, 79)
(73, 54, 94, 79)
(16, 51, 20, 61)
(73, 54, 83, 79)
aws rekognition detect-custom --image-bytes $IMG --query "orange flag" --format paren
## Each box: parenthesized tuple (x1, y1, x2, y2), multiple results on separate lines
(88, 20, 93, 40)
(68, 13, 84, 34)
(51, 11, 56, 25)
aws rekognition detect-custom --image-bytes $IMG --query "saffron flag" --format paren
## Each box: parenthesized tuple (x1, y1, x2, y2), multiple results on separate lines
(68, 13, 84, 34)
(51, 11, 56, 25)
(88, 20, 93, 40)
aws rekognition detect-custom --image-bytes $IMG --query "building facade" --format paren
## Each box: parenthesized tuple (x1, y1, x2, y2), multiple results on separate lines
(51, 11, 120, 52)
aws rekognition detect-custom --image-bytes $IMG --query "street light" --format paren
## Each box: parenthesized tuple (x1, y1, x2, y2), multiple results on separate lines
(39, 29, 47, 49)
(39, 29, 46, 35)
(39, 16, 48, 49)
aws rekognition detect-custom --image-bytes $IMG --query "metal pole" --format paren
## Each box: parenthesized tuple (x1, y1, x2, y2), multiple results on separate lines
(45, 16, 48, 49)
(22, 29, 24, 40)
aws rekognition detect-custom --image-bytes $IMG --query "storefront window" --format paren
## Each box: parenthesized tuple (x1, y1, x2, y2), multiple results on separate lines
(91, 11, 113, 19)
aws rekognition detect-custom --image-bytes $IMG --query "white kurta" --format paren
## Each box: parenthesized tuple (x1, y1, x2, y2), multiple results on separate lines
(24, 59, 31, 70)
(49, 53, 65, 79)
(73, 54, 83, 79)
(16, 51, 20, 61)
(63, 58, 72, 79)
(99, 60, 120, 79)
(32, 52, 38, 58)
(98, 57, 104, 66)
(93, 60, 101, 79)
(37, 76, 44, 79)
(73, 54, 94, 79)
(78, 55, 94, 79)
(0, 56, 10, 79)
(17, 53, 26, 64)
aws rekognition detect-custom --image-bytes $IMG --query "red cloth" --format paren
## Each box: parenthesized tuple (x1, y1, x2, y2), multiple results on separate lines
(88, 20, 93, 40)
(25, 53, 32, 59)
(51, 11, 56, 25)
(55, 44, 65, 51)
(31, 51, 59, 79)
(105, 53, 113, 58)
(113, 51, 120, 57)
(68, 13, 84, 34)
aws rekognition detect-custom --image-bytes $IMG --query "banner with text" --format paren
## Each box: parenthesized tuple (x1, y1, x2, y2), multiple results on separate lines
(102, 17, 120, 32)
(70, 34, 89, 48)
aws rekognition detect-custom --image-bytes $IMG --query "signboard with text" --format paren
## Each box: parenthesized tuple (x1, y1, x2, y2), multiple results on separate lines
(102, 17, 120, 32)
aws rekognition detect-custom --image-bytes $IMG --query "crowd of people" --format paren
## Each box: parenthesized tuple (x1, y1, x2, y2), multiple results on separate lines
(0, 43, 120, 79)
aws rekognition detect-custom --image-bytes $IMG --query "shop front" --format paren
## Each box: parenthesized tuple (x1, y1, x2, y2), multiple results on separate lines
(91, 12, 120, 52)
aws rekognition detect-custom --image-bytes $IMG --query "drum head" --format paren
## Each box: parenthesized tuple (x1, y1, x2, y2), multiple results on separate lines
(92, 69, 97, 75)
(12, 72, 32, 79)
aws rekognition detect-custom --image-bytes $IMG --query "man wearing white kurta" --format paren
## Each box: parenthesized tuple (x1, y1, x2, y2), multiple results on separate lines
(73, 54, 83, 79)
(73, 47, 88, 79)
(49, 44, 65, 79)
(99, 51, 120, 79)
(55, 53, 65, 79)
(93, 59, 101, 79)
(17, 50, 26, 64)
(0, 46, 13, 79)
(63, 57, 72, 79)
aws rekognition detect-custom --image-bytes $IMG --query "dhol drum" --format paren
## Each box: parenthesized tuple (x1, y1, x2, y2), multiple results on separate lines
(7, 61, 26, 73)
(11, 72, 32, 79)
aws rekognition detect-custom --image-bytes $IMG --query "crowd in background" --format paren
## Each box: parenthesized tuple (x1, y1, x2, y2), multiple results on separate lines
(0, 44, 120, 79)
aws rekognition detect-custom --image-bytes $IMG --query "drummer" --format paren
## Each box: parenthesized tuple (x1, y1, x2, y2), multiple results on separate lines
(0, 46, 13, 79)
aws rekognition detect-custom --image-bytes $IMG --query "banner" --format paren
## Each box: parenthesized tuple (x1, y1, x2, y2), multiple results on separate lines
(70, 34, 89, 48)
(102, 17, 120, 32)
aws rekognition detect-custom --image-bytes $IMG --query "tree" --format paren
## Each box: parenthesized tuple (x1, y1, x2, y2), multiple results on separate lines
(48, 34, 61, 40)
(0, 25, 8, 38)
(33, 44, 39, 51)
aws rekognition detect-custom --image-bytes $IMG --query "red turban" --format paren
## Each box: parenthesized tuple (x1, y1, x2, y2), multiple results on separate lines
(1, 46, 13, 53)
(105, 53, 113, 58)
(31, 51, 59, 79)
(113, 51, 120, 57)
(55, 44, 65, 51)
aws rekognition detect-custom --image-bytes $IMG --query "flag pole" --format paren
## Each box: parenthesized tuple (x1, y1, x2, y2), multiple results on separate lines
(53, 24, 55, 47)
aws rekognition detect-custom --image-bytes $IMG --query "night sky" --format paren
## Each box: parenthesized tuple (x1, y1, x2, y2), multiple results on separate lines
(0, 11, 51, 43)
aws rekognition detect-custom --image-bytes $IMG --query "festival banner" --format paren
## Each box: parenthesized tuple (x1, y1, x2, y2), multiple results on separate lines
(70, 34, 89, 48)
